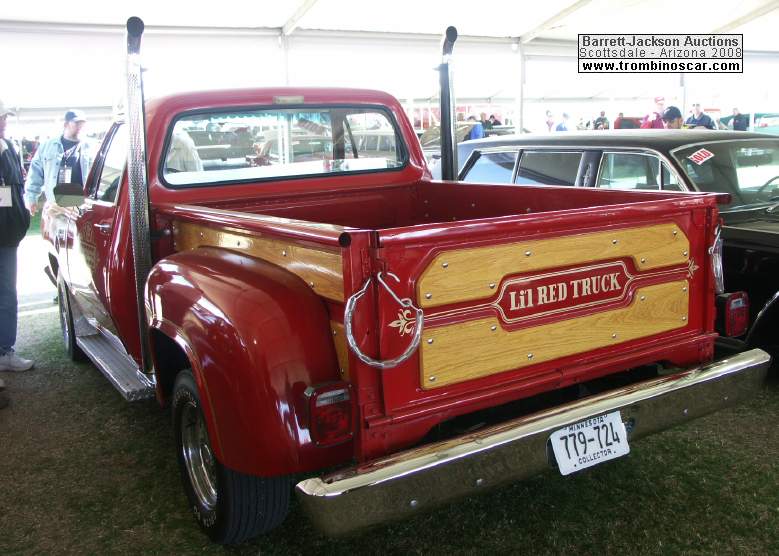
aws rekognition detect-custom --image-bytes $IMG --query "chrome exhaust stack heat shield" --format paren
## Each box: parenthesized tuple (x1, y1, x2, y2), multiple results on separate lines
(438, 26, 458, 181)
(125, 16, 154, 375)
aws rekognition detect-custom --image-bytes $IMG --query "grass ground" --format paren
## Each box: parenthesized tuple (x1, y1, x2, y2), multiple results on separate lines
(2, 236, 778, 554)
(1, 308, 777, 555)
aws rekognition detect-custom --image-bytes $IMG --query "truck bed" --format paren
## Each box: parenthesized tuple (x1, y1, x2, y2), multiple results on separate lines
(157, 180, 722, 459)
(186, 181, 699, 231)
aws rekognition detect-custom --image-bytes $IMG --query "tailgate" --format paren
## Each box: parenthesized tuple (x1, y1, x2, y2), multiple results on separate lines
(364, 200, 718, 416)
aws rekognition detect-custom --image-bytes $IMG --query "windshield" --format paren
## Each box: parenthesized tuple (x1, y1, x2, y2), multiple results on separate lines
(162, 106, 405, 187)
(672, 139, 779, 208)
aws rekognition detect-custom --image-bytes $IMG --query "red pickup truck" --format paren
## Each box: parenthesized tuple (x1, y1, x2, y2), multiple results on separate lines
(41, 20, 769, 544)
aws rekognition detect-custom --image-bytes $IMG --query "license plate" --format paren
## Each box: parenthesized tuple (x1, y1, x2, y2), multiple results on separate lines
(550, 411, 630, 475)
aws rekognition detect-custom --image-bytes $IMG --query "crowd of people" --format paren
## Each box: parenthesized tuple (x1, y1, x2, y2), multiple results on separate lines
(543, 97, 753, 133)
(457, 111, 506, 140)
(0, 102, 91, 409)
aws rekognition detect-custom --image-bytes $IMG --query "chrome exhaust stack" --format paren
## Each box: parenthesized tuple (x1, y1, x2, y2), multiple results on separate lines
(438, 26, 458, 181)
(125, 16, 154, 376)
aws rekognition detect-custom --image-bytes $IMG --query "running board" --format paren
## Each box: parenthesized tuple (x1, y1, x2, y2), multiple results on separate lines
(76, 335, 156, 401)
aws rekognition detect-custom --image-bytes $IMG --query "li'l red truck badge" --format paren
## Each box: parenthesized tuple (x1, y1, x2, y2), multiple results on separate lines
(494, 261, 632, 324)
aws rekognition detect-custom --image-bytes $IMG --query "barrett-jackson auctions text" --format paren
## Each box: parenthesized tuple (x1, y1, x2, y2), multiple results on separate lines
(578, 34, 743, 73)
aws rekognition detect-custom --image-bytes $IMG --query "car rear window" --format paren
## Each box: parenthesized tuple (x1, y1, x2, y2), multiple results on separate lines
(515, 151, 581, 186)
(162, 106, 406, 187)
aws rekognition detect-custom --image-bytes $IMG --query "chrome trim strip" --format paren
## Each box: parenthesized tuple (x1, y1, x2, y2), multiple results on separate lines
(296, 348, 770, 535)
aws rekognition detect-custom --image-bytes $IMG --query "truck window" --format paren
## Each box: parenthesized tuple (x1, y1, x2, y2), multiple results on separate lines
(462, 151, 516, 183)
(95, 125, 128, 203)
(162, 107, 405, 187)
(516, 151, 580, 186)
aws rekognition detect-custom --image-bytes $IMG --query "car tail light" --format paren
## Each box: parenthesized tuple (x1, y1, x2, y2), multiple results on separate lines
(709, 226, 724, 294)
(716, 292, 749, 337)
(305, 382, 354, 447)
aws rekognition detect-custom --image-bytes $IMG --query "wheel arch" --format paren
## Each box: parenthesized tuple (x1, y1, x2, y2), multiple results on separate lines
(145, 247, 352, 477)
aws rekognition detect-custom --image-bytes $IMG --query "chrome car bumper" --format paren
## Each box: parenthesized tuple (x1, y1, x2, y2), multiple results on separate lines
(296, 349, 770, 535)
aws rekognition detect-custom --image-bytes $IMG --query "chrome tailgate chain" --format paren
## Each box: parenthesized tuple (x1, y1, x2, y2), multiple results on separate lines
(344, 272, 423, 370)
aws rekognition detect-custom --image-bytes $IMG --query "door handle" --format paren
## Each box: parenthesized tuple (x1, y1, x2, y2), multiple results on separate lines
(93, 223, 112, 234)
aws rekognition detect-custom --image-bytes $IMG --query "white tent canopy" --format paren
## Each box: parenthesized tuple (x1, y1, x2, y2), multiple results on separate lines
(4, 0, 779, 45)
(2, 0, 779, 134)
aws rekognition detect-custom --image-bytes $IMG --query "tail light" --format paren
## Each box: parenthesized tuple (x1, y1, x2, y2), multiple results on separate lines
(305, 382, 354, 447)
(709, 225, 724, 294)
(716, 292, 749, 337)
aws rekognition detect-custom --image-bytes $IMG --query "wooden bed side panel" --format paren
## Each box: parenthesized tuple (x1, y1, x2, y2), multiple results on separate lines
(173, 221, 344, 302)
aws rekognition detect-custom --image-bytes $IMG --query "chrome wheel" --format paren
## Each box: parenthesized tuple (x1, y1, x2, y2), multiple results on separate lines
(180, 401, 218, 510)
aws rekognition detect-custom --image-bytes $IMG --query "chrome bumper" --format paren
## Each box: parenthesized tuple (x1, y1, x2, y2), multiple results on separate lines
(296, 349, 770, 535)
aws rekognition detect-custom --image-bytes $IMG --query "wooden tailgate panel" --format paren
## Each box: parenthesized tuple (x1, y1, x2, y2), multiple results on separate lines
(415, 223, 694, 389)
(421, 281, 688, 389)
(417, 223, 689, 308)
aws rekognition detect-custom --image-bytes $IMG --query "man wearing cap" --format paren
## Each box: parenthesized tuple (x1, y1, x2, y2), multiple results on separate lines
(0, 99, 34, 384)
(685, 103, 716, 130)
(24, 109, 92, 215)
(641, 96, 666, 129)
(662, 106, 684, 129)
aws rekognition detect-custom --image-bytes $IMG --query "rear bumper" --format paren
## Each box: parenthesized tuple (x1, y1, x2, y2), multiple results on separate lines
(295, 349, 771, 535)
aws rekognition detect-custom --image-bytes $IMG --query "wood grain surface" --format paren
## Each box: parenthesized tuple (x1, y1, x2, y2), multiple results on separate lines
(330, 321, 350, 380)
(420, 280, 689, 389)
(417, 223, 689, 308)
(173, 221, 344, 302)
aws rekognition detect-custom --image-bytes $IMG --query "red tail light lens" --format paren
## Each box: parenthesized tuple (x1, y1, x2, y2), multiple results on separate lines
(305, 383, 354, 447)
(716, 292, 749, 337)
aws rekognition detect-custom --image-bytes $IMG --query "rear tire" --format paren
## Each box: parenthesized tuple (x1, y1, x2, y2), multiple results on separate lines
(172, 370, 290, 544)
(57, 280, 86, 362)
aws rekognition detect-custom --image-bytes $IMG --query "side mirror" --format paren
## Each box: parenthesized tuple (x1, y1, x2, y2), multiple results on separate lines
(53, 183, 86, 208)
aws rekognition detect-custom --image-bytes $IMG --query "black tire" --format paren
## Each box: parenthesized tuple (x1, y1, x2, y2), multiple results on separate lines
(57, 280, 86, 362)
(172, 370, 290, 544)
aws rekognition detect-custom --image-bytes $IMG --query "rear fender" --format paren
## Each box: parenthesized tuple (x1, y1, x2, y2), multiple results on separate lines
(146, 247, 350, 476)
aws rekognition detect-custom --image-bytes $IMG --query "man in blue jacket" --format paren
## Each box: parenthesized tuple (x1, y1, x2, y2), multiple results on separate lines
(685, 103, 716, 129)
(24, 109, 92, 215)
